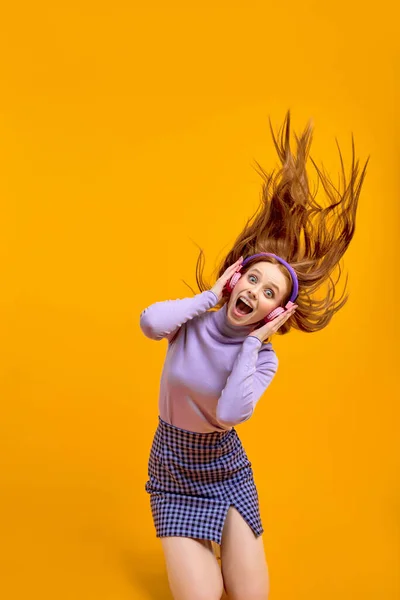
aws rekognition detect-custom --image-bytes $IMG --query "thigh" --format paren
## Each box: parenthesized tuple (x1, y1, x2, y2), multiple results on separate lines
(161, 536, 224, 600)
(220, 507, 270, 600)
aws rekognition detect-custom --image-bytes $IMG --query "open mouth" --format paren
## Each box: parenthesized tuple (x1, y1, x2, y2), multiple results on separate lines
(235, 297, 254, 316)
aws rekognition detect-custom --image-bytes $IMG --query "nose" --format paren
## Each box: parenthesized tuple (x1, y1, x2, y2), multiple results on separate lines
(247, 288, 257, 299)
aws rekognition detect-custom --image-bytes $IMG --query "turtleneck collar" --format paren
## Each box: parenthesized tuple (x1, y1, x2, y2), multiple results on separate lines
(211, 303, 256, 340)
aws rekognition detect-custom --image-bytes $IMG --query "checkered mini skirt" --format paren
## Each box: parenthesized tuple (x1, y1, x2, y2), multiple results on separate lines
(145, 416, 263, 545)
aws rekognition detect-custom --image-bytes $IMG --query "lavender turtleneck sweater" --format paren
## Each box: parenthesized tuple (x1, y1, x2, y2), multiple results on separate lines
(139, 290, 279, 433)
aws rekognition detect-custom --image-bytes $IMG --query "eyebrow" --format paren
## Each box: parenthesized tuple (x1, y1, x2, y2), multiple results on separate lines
(250, 268, 281, 294)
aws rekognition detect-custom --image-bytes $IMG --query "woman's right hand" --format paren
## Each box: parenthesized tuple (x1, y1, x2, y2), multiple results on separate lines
(210, 257, 244, 302)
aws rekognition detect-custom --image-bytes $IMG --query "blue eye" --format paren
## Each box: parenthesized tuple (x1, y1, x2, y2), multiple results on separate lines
(248, 274, 274, 298)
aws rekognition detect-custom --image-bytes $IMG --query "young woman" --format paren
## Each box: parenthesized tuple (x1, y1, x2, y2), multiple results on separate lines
(139, 112, 368, 600)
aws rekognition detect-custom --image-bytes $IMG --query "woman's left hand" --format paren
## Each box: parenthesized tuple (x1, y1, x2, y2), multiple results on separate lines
(248, 304, 298, 342)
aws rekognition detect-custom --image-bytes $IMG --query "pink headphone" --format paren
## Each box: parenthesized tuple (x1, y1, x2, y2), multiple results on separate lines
(226, 253, 299, 323)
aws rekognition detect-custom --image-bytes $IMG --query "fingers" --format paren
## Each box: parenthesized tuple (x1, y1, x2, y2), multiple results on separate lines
(271, 306, 297, 331)
(222, 256, 244, 281)
(230, 256, 243, 271)
(262, 305, 297, 337)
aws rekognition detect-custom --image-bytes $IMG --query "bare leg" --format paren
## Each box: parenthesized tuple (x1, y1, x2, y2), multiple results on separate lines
(221, 507, 270, 600)
(161, 537, 224, 600)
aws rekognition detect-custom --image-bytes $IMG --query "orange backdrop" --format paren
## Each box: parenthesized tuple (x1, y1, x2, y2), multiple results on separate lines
(0, 1, 399, 599)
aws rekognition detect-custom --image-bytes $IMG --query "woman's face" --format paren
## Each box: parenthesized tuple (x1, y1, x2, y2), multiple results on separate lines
(226, 261, 290, 327)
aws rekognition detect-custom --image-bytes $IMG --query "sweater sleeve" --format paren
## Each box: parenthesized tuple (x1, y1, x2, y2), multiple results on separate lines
(139, 290, 219, 342)
(216, 336, 278, 426)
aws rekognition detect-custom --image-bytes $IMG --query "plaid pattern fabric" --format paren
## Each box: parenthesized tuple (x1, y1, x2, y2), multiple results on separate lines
(145, 417, 263, 545)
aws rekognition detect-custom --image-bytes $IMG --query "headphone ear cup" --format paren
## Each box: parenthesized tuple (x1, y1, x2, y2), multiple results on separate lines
(227, 271, 242, 292)
(264, 306, 285, 323)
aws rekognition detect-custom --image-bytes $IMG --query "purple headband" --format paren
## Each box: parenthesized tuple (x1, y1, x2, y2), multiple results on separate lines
(241, 253, 299, 301)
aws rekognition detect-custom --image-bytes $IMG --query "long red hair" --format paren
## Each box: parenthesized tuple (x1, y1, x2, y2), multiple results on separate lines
(188, 111, 369, 335)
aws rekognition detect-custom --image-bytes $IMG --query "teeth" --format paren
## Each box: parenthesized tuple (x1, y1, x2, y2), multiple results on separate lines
(239, 296, 253, 308)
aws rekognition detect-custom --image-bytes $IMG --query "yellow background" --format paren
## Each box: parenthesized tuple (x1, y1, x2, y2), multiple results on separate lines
(0, 1, 399, 599)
